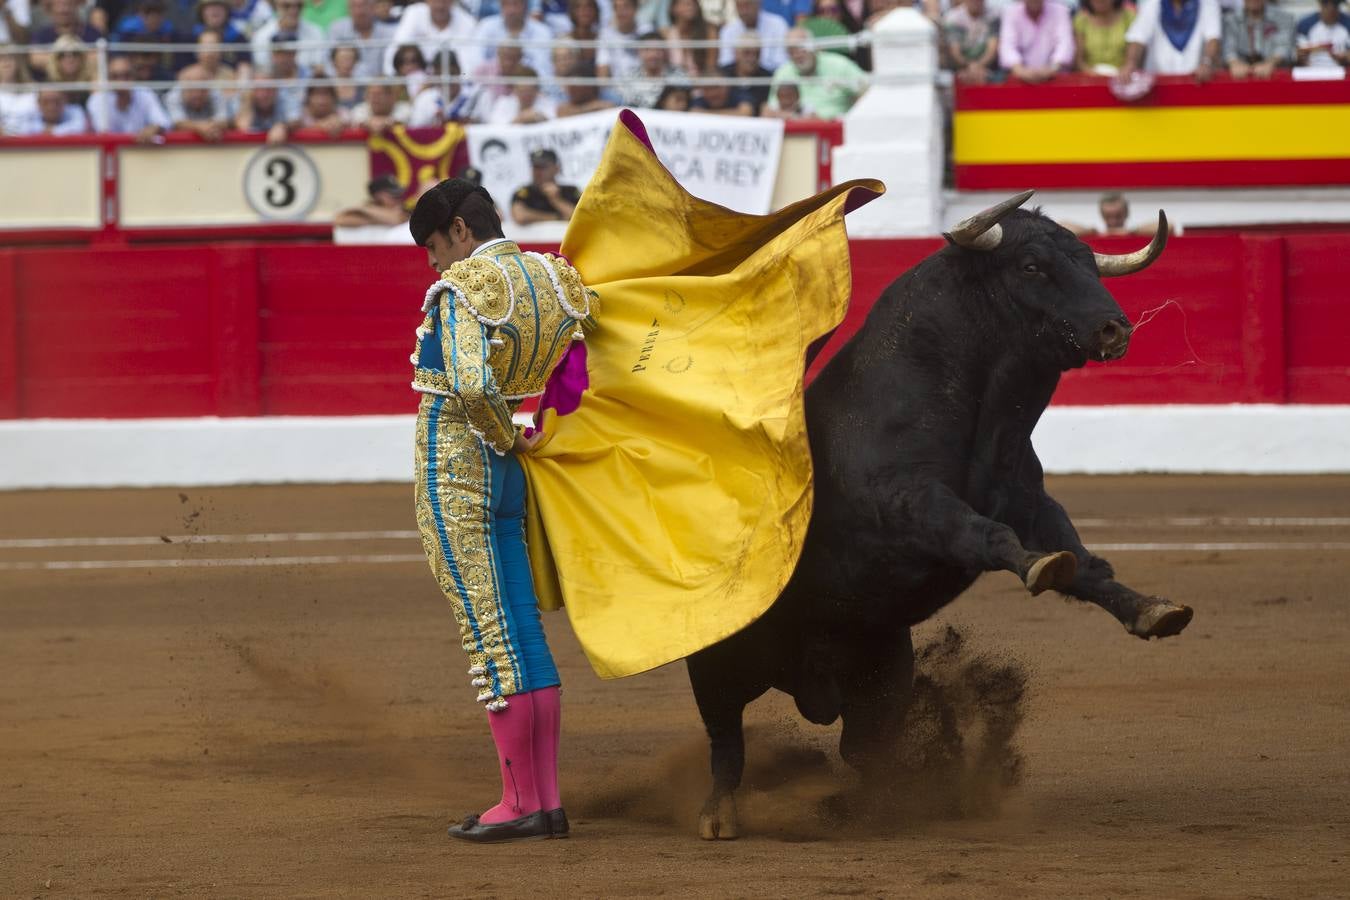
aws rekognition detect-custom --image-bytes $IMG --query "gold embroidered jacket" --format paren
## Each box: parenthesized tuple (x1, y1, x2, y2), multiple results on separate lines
(411, 240, 593, 454)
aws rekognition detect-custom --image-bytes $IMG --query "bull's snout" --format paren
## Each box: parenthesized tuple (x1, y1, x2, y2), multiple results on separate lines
(1093, 318, 1132, 361)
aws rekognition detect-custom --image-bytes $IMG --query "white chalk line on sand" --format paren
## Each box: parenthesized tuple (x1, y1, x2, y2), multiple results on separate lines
(3, 518, 1349, 552)
(0, 530, 420, 549)
(0, 554, 427, 571)
(1, 544, 1348, 572)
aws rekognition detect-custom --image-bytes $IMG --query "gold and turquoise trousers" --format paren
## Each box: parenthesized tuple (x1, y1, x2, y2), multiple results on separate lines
(414, 394, 560, 711)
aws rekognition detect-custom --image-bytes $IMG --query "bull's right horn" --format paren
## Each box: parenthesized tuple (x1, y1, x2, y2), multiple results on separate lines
(1094, 211, 1169, 277)
(944, 190, 1035, 251)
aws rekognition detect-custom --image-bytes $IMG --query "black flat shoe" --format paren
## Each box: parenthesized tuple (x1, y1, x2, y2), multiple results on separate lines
(544, 807, 569, 838)
(447, 810, 551, 843)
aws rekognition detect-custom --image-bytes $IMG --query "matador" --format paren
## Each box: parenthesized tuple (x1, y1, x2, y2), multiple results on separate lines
(408, 178, 593, 843)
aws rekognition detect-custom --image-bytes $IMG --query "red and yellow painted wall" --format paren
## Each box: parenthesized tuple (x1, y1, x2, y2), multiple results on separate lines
(954, 74, 1350, 189)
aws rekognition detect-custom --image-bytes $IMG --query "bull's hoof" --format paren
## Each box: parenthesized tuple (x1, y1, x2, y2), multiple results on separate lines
(697, 794, 739, 841)
(1128, 598, 1194, 639)
(1025, 551, 1077, 596)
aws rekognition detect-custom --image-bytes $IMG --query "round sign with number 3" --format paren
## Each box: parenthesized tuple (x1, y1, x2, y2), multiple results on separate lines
(243, 146, 321, 222)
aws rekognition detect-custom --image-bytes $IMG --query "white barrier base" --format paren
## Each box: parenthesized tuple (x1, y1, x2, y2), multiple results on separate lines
(1, 406, 1348, 489)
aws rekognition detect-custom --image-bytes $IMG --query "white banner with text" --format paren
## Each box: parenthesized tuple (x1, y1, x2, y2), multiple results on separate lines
(465, 110, 785, 227)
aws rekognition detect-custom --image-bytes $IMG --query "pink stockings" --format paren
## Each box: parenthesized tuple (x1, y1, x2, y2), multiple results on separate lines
(478, 686, 562, 824)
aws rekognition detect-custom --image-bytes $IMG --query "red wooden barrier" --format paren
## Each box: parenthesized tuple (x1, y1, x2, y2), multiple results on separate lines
(1, 233, 1348, 419)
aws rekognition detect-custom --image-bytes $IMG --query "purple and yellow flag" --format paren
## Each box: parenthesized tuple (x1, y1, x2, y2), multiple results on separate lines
(519, 111, 882, 679)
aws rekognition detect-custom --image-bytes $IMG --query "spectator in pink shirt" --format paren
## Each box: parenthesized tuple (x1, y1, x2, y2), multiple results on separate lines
(999, 0, 1075, 81)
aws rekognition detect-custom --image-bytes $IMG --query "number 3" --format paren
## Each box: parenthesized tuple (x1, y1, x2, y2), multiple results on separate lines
(264, 157, 297, 209)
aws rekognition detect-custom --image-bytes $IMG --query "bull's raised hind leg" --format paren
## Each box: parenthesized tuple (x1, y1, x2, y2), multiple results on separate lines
(687, 642, 770, 841)
(901, 482, 1077, 594)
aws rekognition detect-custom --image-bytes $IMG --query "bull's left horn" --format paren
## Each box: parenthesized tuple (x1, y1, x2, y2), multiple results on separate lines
(1094, 211, 1169, 277)
(945, 190, 1035, 251)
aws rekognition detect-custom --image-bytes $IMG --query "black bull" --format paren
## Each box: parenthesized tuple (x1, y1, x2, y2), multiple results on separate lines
(685, 192, 1193, 840)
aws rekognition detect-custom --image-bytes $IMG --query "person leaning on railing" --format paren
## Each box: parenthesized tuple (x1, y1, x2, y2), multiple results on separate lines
(165, 61, 229, 139)
(1295, 0, 1350, 68)
(942, 0, 1000, 84)
(231, 74, 294, 141)
(86, 50, 171, 140)
(1121, 0, 1222, 82)
(347, 80, 411, 129)
(9, 87, 89, 134)
(1221, 0, 1293, 79)
(998, 0, 1074, 82)
(1074, 0, 1135, 75)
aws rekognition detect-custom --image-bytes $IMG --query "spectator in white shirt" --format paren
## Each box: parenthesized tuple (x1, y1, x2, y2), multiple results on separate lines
(251, 0, 326, 73)
(1, 0, 32, 44)
(1296, 0, 1350, 67)
(0, 46, 35, 135)
(718, 0, 790, 70)
(383, 0, 477, 75)
(470, 42, 528, 115)
(349, 81, 410, 129)
(409, 50, 474, 124)
(328, 0, 397, 77)
(1121, 0, 1222, 79)
(86, 53, 171, 140)
(597, 0, 642, 77)
(487, 64, 557, 121)
(472, 0, 555, 74)
(11, 88, 88, 135)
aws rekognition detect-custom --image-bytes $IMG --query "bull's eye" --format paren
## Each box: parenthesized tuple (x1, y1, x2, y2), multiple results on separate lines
(1022, 262, 1042, 275)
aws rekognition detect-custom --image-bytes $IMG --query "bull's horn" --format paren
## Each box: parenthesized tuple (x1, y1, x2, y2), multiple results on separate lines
(945, 190, 1035, 251)
(1094, 211, 1169, 277)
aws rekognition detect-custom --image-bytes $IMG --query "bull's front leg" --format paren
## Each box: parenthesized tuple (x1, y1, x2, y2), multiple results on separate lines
(900, 482, 1078, 595)
(1027, 493, 1193, 639)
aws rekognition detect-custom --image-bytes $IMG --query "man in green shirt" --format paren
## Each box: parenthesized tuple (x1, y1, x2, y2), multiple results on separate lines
(303, 0, 349, 32)
(765, 27, 867, 119)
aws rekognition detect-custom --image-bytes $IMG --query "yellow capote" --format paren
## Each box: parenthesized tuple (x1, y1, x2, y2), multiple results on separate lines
(520, 111, 883, 679)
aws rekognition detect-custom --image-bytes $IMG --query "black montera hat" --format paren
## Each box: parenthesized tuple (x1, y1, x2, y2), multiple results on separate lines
(410, 177, 492, 246)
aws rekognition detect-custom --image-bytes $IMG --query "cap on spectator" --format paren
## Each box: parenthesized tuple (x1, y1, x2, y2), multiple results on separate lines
(530, 148, 559, 167)
(368, 174, 403, 197)
(460, 166, 484, 187)
(140, 0, 168, 11)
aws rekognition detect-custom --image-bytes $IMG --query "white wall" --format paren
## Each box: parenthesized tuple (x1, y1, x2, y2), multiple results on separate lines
(2, 406, 1348, 489)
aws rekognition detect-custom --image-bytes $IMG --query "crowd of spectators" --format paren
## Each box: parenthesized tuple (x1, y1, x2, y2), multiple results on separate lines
(941, 0, 1350, 85)
(0, 0, 877, 137)
(2, 0, 1345, 138)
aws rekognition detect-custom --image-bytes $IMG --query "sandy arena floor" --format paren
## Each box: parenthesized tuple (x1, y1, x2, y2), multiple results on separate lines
(1, 476, 1348, 898)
